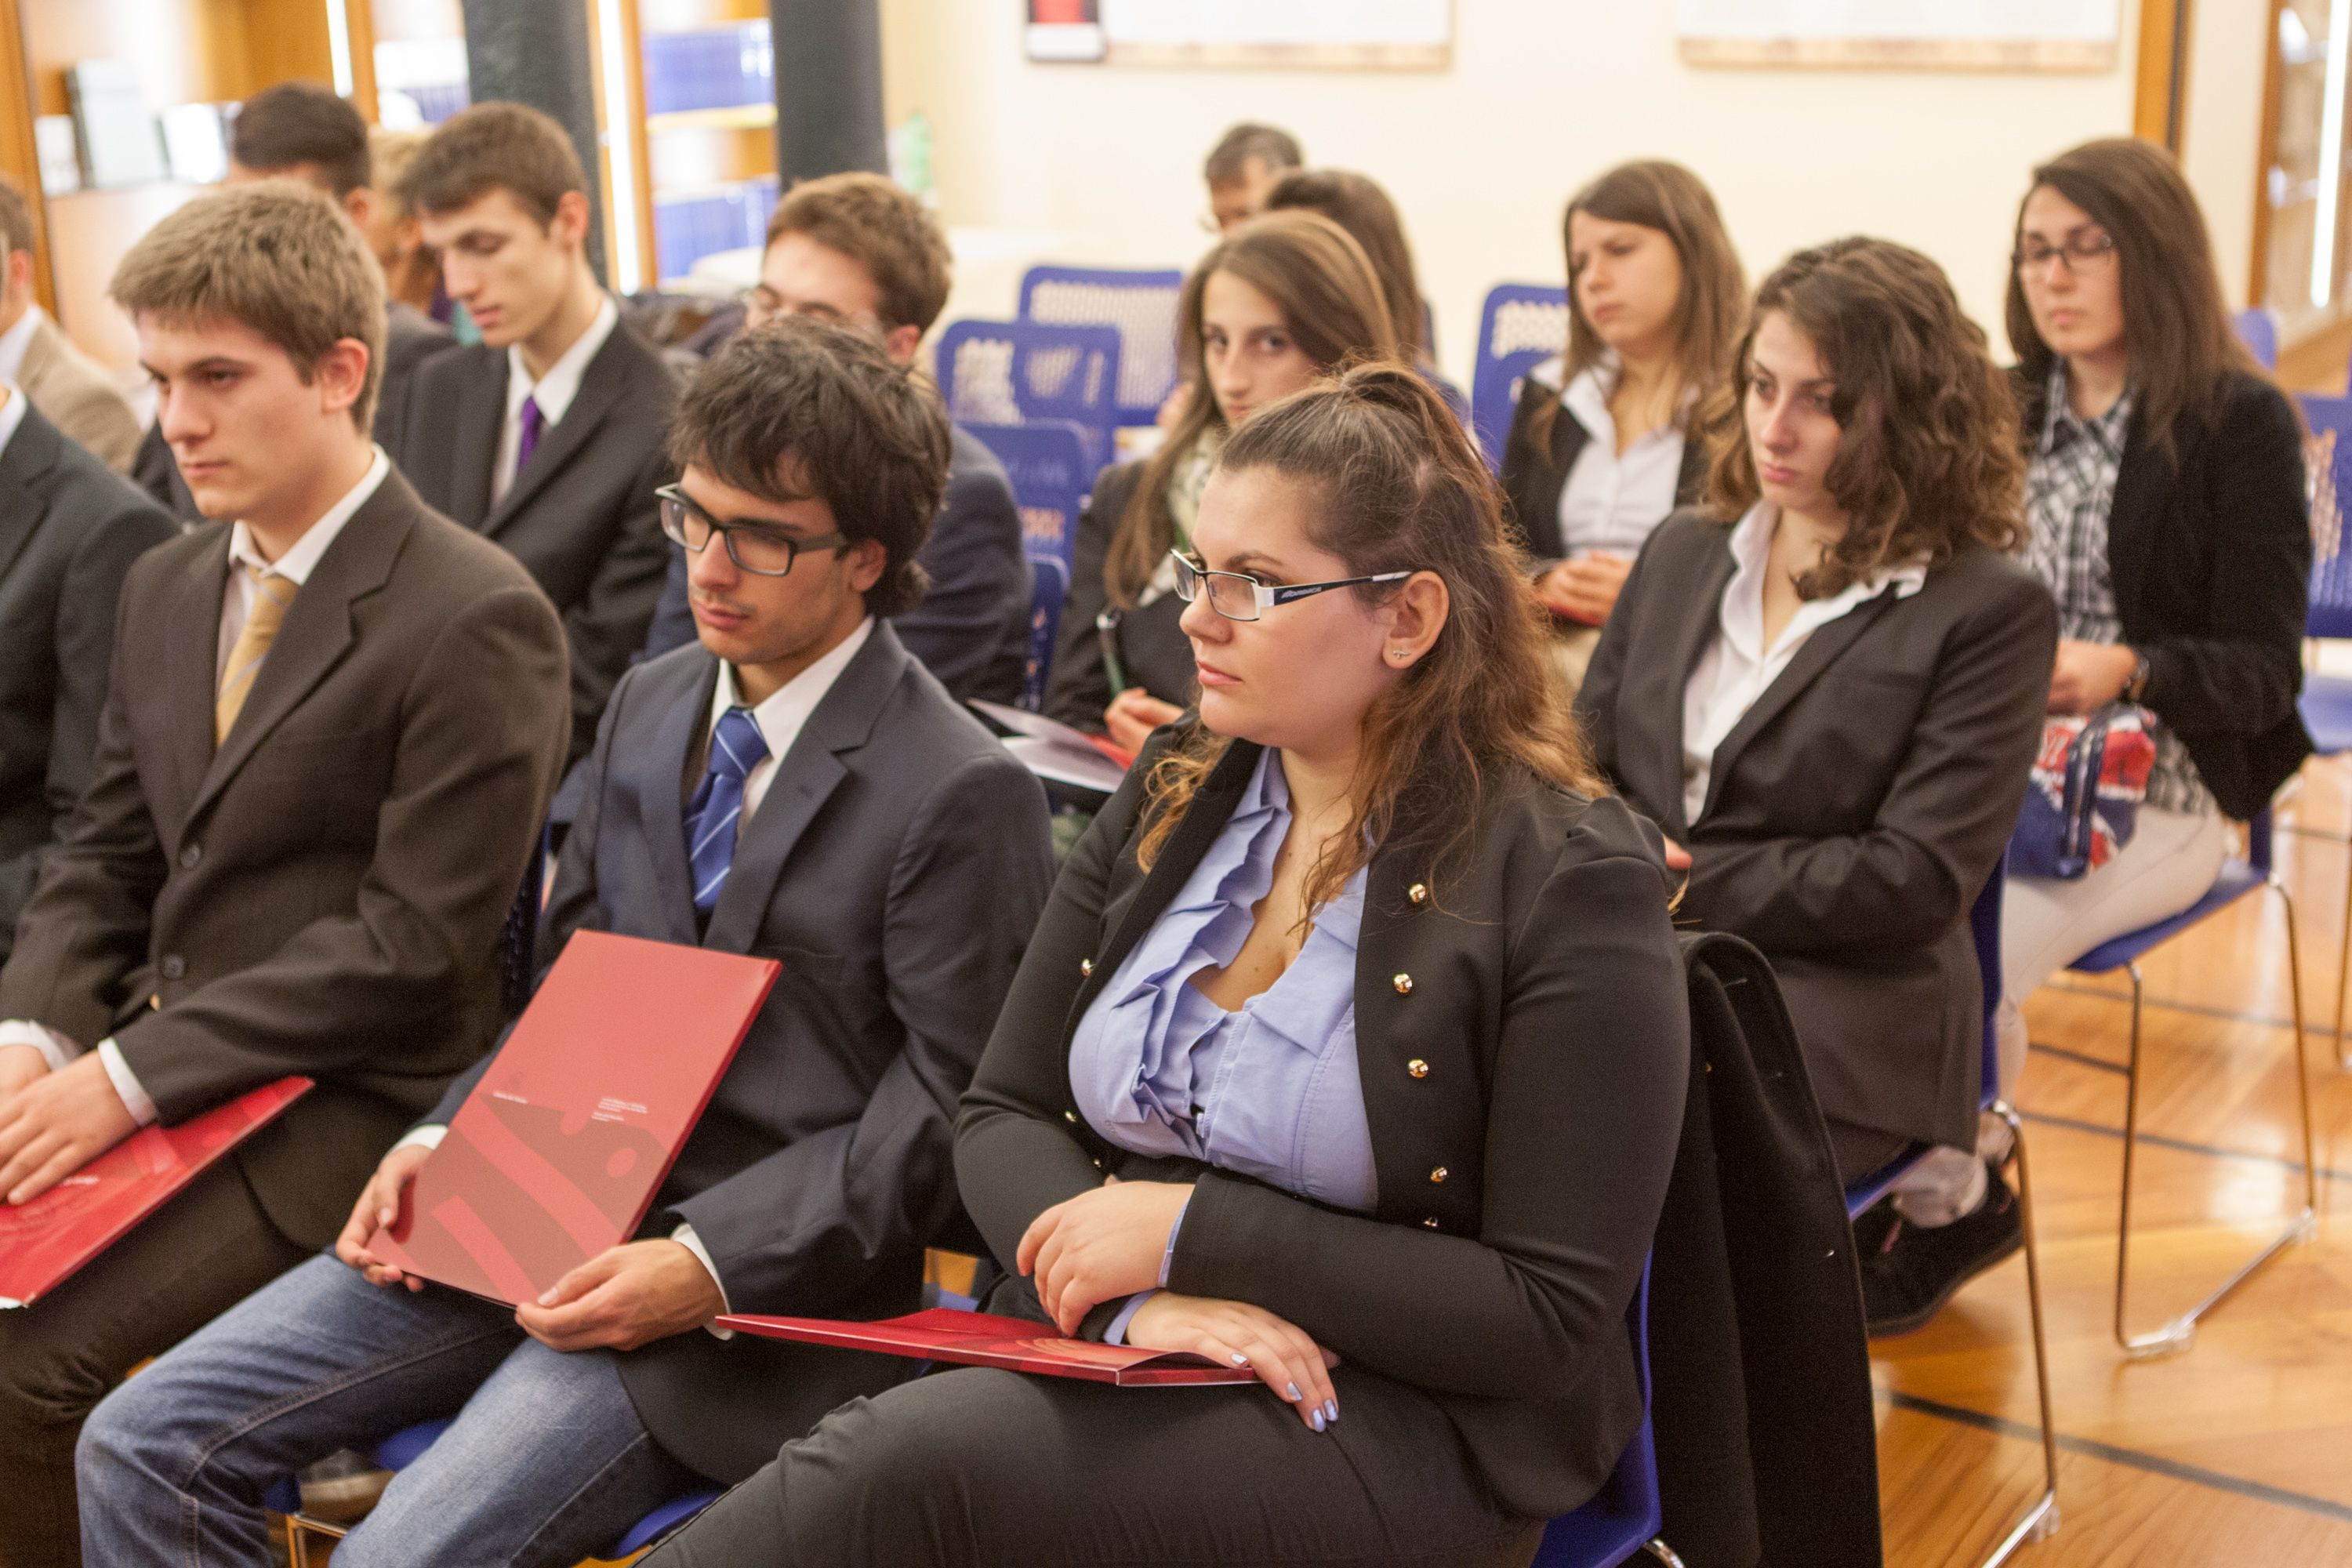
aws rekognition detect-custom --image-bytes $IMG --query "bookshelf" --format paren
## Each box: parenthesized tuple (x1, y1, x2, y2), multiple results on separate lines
(629, 0, 780, 289)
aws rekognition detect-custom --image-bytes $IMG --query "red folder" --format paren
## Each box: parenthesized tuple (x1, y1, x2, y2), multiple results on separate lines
(367, 930, 779, 1306)
(714, 1307, 1259, 1386)
(0, 1076, 313, 1308)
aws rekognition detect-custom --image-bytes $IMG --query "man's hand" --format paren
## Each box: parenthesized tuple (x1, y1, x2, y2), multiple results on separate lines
(336, 1142, 437, 1290)
(513, 1239, 726, 1352)
(1125, 1292, 1341, 1432)
(0, 1051, 137, 1205)
(1104, 690, 1183, 756)
(0, 1043, 52, 1098)
(1017, 1178, 1194, 1334)
(1534, 554, 1635, 626)
(2049, 640, 2139, 716)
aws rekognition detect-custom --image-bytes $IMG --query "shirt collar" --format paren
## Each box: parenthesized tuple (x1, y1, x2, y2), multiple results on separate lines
(2038, 361, 2132, 457)
(708, 615, 876, 762)
(1721, 499, 1929, 655)
(228, 447, 391, 584)
(506, 294, 619, 426)
(0, 304, 42, 387)
(0, 383, 27, 464)
(1560, 350, 1695, 444)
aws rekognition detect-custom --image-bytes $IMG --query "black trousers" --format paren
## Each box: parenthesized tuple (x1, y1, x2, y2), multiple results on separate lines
(0, 1158, 307, 1568)
(1824, 1117, 1917, 1191)
(642, 1362, 1547, 1568)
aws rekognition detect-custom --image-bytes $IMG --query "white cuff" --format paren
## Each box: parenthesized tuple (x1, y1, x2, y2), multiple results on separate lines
(0, 1020, 82, 1074)
(393, 1124, 448, 1152)
(671, 1221, 734, 1339)
(96, 1039, 158, 1127)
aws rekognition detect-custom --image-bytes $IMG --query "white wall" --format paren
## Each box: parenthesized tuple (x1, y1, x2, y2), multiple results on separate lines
(880, 0, 2173, 381)
(2181, 0, 2273, 310)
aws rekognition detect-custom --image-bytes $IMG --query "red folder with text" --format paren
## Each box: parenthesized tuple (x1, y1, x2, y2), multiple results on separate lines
(714, 1308, 1258, 1386)
(367, 930, 778, 1307)
(0, 1076, 313, 1308)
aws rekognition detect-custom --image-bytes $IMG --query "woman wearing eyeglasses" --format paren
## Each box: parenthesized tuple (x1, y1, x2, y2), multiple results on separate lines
(644, 365, 1688, 1566)
(1861, 140, 2314, 1331)
(1043, 210, 1402, 753)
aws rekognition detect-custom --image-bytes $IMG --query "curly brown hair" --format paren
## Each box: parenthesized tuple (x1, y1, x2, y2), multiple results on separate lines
(1702, 237, 2025, 599)
(1135, 363, 1599, 913)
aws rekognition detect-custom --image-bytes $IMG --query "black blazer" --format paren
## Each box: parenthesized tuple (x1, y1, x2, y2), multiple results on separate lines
(1041, 462, 1196, 731)
(2013, 367, 2313, 819)
(0, 469, 571, 1250)
(1498, 374, 1709, 564)
(0, 405, 179, 959)
(390, 316, 679, 765)
(1576, 512, 2056, 1150)
(426, 622, 1054, 1483)
(955, 728, 1689, 1521)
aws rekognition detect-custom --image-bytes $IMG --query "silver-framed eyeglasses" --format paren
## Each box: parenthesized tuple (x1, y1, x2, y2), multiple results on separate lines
(1168, 550, 1413, 622)
(658, 485, 848, 577)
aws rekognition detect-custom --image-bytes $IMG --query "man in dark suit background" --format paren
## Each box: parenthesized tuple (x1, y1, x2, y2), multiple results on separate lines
(0, 182, 570, 1566)
(390, 101, 679, 765)
(0, 386, 177, 964)
(638, 172, 1031, 705)
(81, 319, 1054, 1563)
(131, 80, 458, 522)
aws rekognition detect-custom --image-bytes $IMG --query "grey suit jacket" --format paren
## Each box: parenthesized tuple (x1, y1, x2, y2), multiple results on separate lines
(0, 468, 572, 1249)
(0, 403, 178, 958)
(1575, 510, 2056, 1149)
(19, 311, 142, 473)
(390, 318, 678, 766)
(424, 621, 1054, 1482)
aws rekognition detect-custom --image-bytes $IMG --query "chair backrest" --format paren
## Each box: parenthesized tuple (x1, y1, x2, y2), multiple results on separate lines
(1018, 265, 1186, 426)
(962, 419, 1091, 570)
(2234, 307, 2279, 372)
(935, 320, 1122, 474)
(1470, 283, 1570, 474)
(1529, 1265, 1663, 1566)
(2299, 393, 2352, 638)
(1022, 556, 1071, 713)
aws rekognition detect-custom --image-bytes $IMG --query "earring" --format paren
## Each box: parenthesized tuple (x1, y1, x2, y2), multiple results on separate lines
(1390, 648, 1409, 662)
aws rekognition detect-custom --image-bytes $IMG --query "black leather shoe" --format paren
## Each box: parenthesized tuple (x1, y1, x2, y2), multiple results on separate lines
(1861, 1163, 2023, 1338)
(1849, 1192, 1900, 1258)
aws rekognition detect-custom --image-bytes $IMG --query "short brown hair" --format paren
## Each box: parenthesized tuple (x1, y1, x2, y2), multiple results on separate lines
(0, 172, 35, 258)
(667, 316, 950, 619)
(109, 180, 388, 432)
(1265, 169, 1430, 362)
(764, 172, 953, 334)
(231, 80, 372, 198)
(1704, 237, 2024, 599)
(1204, 124, 1302, 185)
(401, 102, 585, 227)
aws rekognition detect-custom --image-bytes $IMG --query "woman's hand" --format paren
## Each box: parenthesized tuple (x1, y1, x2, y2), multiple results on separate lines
(1125, 1291, 1341, 1432)
(1103, 690, 1183, 755)
(1661, 837, 1693, 872)
(335, 1142, 436, 1290)
(2048, 640, 2140, 715)
(1534, 554, 1634, 626)
(1016, 1177, 1194, 1333)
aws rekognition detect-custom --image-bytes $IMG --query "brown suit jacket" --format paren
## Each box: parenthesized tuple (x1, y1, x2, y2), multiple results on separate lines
(18, 310, 142, 474)
(0, 466, 571, 1248)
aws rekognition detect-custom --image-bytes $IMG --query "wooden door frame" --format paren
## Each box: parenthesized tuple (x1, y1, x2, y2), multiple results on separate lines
(2136, 0, 2198, 151)
(0, 0, 56, 313)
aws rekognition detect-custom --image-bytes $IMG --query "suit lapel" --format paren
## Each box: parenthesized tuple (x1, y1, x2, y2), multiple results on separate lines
(1656, 537, 1737, 840)
(0, 408, 62, 585)
(446, 353, 506, 527)
(1697, 586, 1904, 825)
(636, 656, 718, 945)
(485, 332, 631, 536)
(164, 529, 232, 822)
(2104, 409, 2161, 626)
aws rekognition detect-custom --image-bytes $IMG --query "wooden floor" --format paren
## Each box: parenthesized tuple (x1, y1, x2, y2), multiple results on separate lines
(1871, 759, 2352, 1565)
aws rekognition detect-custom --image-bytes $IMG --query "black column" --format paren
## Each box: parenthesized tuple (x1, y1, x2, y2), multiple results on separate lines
(768, 0, 889, 185)
(460, 0, 610, 285)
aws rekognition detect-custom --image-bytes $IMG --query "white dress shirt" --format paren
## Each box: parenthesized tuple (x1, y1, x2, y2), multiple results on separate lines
(1538, 354, 1693, 561)
(0, 448, 393, 1125)
(492, 295, 619, 506)
(0, 381, 29, 462)
(1681, 502, 1929, 825)
(0, 304, 43, 386)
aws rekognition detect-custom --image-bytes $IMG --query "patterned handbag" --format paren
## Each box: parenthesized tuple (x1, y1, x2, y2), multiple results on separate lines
(2009, 705, 2158, 879)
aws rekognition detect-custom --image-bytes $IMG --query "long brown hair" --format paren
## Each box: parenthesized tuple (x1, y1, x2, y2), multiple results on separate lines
(2005, 137, 2262, 458)
(1136, 364, 1599, 912)
(1104, 211, 1399, 607)
(1704, 237, 2026, 600)
(1265, 168, 1430, 362)
(1530, 159, 1747, 451)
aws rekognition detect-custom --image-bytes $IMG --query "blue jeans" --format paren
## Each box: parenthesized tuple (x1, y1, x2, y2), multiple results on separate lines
(77, 1252, 702, 1566)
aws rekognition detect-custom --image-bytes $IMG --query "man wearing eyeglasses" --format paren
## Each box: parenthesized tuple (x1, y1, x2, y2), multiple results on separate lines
(639, 172, 1031, 707)
(82, 318, 1055, 1563)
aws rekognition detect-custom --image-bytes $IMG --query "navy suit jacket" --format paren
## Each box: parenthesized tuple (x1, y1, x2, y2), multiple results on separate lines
(425, 621, 1054, 1482)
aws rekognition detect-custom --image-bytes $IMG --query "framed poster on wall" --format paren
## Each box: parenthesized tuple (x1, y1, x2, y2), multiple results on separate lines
(1676, 0, 2121, 71)
(1026, 0, 1453, 69)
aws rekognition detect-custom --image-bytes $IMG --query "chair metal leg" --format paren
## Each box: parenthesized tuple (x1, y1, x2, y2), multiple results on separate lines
(283, 1512, 347, 1568)
(1639, 1538, 1688, 1566)
(1979, 1104, 2060, 1566)
(2114, 883, 2321, 1357)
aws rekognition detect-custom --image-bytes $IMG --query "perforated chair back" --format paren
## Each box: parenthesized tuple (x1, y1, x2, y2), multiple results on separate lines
(964, 420, 1090, 569)
(935, 320, 1122, 474)
(1470, 284, 1570, 474)
(2234, 307, 2279, 372)
(2299, 394, 2352, 640)
(1018, 265, 1186, 427)
(1530, 1265, 1667, 1566)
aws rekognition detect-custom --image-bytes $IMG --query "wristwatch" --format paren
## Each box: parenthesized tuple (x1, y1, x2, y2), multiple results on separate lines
(2124, 651, 2151, 705)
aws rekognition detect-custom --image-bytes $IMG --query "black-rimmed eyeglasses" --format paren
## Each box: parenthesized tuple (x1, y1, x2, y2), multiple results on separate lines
(2013, 234, 2118, 278)
(1168, 550, 1414, 622)
(658, 485, 849, 577)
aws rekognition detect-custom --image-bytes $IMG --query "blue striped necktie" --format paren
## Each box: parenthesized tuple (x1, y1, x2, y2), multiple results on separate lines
(684, 706, 768, 913)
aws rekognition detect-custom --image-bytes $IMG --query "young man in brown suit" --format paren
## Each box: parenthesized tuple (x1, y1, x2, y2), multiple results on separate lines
(0, 181, 571, 1567)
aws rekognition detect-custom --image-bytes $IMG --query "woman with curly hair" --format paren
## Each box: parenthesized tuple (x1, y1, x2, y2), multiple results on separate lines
(1574, 237, 2056, 1277)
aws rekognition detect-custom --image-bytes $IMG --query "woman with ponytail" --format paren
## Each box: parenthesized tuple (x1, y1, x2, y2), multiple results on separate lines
(648, 365, 1689, 1566)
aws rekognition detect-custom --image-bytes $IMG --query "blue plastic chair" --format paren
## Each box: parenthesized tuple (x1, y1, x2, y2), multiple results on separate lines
(964, 420, 1094, 711)
(1468, 284, 1570, 474)
(1528, 1267, 1681, 1567)
(2062, 810, 2318, 1356)
(2234, 307, 2279, 371)
(1018, 264, 1186, 429)
(1841, 860, 2060, 1566)
(2292, 393, 2352, 1068)
(935, 320, 1123, 476)
(1021, 557, 1071, 713)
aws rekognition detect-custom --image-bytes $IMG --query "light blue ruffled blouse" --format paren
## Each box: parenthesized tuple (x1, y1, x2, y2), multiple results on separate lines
(1069, 746, 1378, 1214)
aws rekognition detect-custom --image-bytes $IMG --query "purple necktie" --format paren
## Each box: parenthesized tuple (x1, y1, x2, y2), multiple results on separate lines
(515, 394, 546, 474)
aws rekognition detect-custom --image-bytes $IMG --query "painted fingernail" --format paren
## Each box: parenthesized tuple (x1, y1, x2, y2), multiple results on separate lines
(1231, 1353, 1250, 1366)
(1324, 1399, 1338, 1421)
(1286, 1382, 1302, 1401)
(1310, 1410, 1326, 1432)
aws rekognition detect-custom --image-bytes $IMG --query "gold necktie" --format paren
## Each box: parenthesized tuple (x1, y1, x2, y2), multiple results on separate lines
(215, 565, 297, 745)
